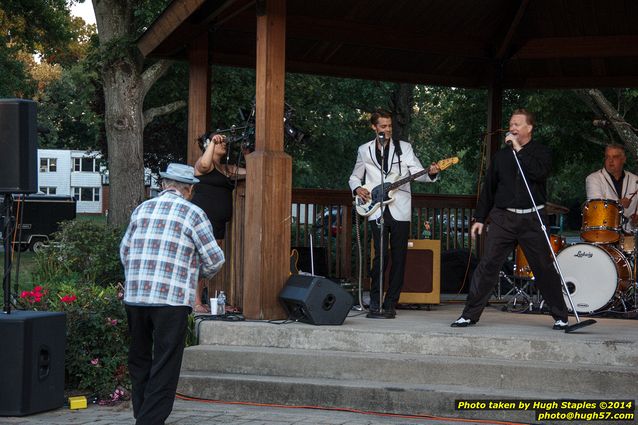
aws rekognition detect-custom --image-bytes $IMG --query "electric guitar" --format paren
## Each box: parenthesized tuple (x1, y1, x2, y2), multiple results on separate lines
(290, 249, 299, 275)
(355, 156, 459, 217)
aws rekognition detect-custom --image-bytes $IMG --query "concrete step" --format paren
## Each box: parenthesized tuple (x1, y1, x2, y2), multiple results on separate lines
(181, 345, 636, 397)
(176, 371, 626, 425)
(197, 319, 638, 367)
(185, 307, 636, 423)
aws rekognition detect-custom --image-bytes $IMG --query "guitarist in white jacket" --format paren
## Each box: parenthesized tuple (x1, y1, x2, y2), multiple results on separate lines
(349, 110, 440, 318)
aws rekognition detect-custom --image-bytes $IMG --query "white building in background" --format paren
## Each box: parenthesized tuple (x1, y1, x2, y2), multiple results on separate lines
(37, 149, 160, 215)
(37, 149, 104, 214)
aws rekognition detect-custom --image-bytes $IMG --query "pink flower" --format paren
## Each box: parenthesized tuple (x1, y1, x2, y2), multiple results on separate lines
(90, 358, 99, 366)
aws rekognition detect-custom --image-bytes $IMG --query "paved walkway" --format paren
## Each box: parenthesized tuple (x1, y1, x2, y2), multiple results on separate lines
(0, 398, 531, 425)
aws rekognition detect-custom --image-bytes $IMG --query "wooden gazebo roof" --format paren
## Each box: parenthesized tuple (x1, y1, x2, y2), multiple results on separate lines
(139, 0, 638, 88)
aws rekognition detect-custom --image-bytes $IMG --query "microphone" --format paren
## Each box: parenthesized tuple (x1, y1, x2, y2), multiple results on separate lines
(505, 131, 515, 146)
(378, 132, 386, 144)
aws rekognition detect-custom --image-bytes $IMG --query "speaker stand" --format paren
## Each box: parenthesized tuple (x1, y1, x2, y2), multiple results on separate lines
(3, 194, 13, 314)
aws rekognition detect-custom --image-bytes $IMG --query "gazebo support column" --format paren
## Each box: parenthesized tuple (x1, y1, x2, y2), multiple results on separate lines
(486, 70, 503, 159)
(243, 0, 291, 320)
(186, 32, 211, 166)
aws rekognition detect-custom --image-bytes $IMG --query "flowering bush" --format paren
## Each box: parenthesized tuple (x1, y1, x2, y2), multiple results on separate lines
(18, 281, 129, 399)
(34, 220, 125, 287)
(19, 286, 48, 305)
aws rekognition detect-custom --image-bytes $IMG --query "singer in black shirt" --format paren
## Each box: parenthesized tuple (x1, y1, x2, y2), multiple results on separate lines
(451, 109, 569, 330)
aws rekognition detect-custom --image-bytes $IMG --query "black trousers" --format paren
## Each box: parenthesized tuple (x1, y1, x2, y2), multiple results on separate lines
(125, 305, 191, 425)
(462, 208, 568, 322)
(369, 208, 410, 310)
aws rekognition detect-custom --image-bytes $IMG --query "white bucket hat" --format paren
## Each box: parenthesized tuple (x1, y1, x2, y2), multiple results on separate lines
(159, 163, 200, 184)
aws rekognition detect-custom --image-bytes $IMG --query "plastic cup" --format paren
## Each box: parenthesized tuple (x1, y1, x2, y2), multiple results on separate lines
(209, 298, 219, 315)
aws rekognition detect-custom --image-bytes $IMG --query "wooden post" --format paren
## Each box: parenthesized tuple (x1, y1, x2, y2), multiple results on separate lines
(486, 65, 503, 162)
(187, 32, 211, 166)
(481, 66, 504, 258)
(242, 0, 291, 319)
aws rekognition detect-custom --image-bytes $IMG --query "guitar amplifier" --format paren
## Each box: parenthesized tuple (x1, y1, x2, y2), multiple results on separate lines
(372, 239, 441, 305)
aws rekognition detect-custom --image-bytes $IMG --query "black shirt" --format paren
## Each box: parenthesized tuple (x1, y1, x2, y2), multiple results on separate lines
(191, 168, 236, 239)
(374, 142, 392, 172)
(474, 139, 551, 223)
(606, 169, 625, 199)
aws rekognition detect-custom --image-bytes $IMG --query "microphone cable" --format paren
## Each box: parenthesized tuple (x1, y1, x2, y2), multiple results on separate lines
(353, 201, 365, 312)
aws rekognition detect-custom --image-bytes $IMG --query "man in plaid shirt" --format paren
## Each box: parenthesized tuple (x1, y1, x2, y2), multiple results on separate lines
(120, 163, 224, 425)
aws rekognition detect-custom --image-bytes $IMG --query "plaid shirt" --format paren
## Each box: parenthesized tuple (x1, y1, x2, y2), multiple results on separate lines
(120, 189, 225, 307)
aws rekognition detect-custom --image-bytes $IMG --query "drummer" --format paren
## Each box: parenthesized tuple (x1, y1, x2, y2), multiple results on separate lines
(586, 144, 638, 232)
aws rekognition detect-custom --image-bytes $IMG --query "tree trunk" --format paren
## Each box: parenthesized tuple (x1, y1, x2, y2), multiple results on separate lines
(93, 0, 145, 226)
(575, 88, 638, 157)
(103, 59, 146, 226)
(92, 0, 179, 227)
(390, 83, 415, 142)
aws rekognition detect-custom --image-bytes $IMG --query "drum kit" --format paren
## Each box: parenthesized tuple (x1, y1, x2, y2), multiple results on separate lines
(505, 198, 637, 316)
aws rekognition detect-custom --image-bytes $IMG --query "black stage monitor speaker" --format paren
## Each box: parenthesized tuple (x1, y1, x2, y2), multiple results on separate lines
(0, 310, 66, 416)
(279, 275, 353, 325)
(0, 98, 38, 194)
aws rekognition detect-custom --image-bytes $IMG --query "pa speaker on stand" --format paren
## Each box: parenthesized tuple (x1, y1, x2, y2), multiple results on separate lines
(279, 275, 353, 325)
(0, 98, 38, 194)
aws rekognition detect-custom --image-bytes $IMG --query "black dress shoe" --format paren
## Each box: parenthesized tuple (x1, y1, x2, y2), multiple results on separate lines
(450, 317, 477, 327)
(383, 306, 396, 318)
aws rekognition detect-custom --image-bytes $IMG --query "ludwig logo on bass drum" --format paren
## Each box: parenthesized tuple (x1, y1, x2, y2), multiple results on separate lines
(574, 250, 593, 258)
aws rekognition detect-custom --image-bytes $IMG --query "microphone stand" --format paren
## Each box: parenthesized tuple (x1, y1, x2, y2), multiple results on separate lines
(509, 144, 595, 332)
(367, 132, 391, 319)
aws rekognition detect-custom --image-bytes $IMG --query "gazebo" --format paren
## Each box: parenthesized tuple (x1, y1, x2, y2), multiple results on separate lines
(137, 0, 638, 319)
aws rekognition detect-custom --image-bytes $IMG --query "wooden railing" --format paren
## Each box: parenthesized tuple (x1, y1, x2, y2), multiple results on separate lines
(291, 188, 479, 280)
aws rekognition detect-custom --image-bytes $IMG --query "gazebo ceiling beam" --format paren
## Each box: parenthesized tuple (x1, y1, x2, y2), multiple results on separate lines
(514, 36, 638, 59)
(494, 0, 530, 61)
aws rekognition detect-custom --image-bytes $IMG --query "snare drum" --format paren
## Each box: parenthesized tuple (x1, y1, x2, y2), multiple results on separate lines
(556, 243, 631, 313)
(514, 234, 565, 278)
(581, 199, 623, 243)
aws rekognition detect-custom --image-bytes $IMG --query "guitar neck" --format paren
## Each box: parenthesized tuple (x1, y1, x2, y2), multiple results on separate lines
(387, 169, 430, 190)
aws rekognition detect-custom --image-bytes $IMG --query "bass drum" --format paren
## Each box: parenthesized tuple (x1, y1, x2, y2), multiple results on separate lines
(556, 243, 631, 313)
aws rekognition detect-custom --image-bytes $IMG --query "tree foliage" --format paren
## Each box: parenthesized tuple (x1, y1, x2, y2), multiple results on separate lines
(0, 0, 74, 97)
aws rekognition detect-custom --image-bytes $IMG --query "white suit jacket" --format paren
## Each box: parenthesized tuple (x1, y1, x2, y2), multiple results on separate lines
(585, 168, 638, 232)
(348, 139, 437, 221)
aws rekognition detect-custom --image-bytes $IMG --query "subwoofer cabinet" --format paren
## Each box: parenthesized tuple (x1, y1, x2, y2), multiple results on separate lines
(0, 310, 66, 416)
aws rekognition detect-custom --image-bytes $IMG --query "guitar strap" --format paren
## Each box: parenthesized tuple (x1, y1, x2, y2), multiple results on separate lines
(393, 138, 403, 175)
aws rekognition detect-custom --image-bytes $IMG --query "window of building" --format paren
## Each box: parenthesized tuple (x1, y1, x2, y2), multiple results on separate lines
(73, 187, 100, 202)
(39, 186, 57, 195)
(40, 158, 57, 172)
(73, 157, 97, 172)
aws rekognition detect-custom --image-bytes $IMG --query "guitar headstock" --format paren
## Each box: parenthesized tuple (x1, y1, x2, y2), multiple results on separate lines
(436, 156, 460, 171)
